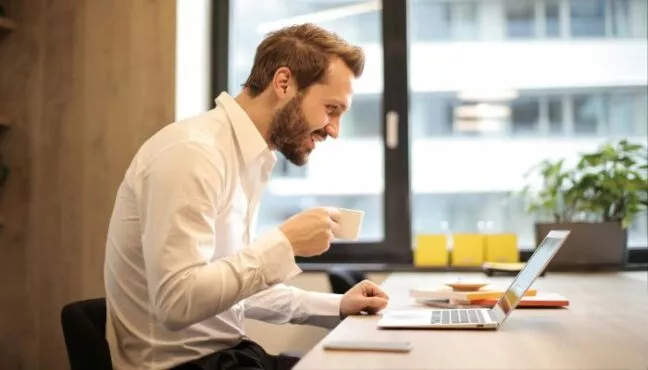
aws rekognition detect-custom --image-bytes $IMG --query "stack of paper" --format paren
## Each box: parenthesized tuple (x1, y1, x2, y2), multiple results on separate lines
(410, 286, 537, 303)
(469, 292, 569, 308)
(410, 286, 569, 308)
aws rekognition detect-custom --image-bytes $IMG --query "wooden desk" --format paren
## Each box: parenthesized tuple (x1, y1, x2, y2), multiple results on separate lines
(294, 272, 648, 370)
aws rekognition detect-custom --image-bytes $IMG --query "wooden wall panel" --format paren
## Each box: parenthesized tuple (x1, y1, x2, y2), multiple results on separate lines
(0, 0, 176, 368)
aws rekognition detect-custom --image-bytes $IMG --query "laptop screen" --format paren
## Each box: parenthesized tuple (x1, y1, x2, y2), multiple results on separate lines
(490, 231, 569, 325)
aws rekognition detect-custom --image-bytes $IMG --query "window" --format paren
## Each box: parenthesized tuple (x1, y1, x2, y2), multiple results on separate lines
(410, 94, 454, 137)
(609, 0, 631, 37)
(502, 0, 646, 40)
(411, 89, 645, 139)
(412, 1, 478, 41)
(606, 91, 635, 135)
(408, 1, 647, 251)
(570, 0, 606, 37)
(450, 2, 479, 40)
(344, 96, 381, 138)
(212, 0, 648, 266)
(510, 97, 540, 135)
(547, 96, 563, 135)
(221, 0, 412, 264)
(573, 94, 605, 135)
(408, 86, 647, 249)
(609, 0, 632, 38)
(544, 0, 561, 37)
(635, 91, 648, 137)
(629, 0, 648, 38)
(228, 0, 387, 246)
(412, 1, 451, 41)
(506, 0, 536, 38)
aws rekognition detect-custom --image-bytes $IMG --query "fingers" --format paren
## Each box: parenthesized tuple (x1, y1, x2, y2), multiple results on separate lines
(363, 296, 388, 314)
(326, 207, 341, 222)
(371, 288, 389, 300)
(322, 207, 340, 239)
(340, 287, 390, 317)
(370, 296, 389, 307)
(362, 280, 390, 299)
(326, 230, 335, 243)
(329, 221, 341, 239)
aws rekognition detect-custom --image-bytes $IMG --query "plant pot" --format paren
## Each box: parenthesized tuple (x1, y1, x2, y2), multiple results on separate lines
(534, 221, 627, 271)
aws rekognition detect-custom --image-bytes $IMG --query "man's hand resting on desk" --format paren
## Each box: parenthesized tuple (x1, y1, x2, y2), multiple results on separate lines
(340, 280, 389, 318)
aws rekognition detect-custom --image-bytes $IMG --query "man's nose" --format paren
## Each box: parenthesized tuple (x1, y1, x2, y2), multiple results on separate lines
(325, 121, 339, 139)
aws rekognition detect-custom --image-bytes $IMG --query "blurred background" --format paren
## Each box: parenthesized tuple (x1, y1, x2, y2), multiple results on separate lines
(218, 0, 648, 252)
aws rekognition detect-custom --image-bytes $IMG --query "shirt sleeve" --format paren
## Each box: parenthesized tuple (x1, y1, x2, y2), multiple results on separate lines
(136, 142, 302, 331)
(243, 284, 343, 329)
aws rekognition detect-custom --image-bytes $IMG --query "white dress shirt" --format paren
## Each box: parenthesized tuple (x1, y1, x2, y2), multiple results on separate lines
(103, 92, 343, 370)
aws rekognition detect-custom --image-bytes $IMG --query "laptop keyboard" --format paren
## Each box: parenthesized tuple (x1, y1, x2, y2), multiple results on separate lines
(431, 309, 485, 325)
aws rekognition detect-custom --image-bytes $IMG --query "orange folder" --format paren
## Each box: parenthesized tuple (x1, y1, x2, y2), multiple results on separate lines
(471, 292, 570, 308)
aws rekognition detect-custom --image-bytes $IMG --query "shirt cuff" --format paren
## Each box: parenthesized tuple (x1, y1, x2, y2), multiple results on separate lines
(298, 291, 343, 329)
(253, 228, 302, 286)
(301, 291, 343, 317)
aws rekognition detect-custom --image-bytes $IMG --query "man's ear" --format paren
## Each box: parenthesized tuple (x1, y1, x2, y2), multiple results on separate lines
(272, 67, 294, 99)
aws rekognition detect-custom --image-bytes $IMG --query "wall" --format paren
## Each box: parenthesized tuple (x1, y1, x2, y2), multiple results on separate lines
(175, 0, 212, 121)
(0, 0, 176, 368)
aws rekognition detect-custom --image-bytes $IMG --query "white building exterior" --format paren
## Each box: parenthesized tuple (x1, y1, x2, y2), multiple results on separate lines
(178, 0, 648, 248)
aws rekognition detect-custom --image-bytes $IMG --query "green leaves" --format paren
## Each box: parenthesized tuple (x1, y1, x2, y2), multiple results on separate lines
(521, 157, 578, 223)
(521, 139, 648, 229)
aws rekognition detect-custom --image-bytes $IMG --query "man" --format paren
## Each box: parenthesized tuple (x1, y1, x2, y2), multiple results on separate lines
(103, 23, 389, 370)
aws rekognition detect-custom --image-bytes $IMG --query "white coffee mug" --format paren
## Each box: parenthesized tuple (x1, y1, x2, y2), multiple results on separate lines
(335, 208, 365, 240)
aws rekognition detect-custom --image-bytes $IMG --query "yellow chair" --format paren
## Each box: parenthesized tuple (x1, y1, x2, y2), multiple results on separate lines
(451, 234, 485, 267)
(414, 234, 448, 267)
(484, 233, 519, 263)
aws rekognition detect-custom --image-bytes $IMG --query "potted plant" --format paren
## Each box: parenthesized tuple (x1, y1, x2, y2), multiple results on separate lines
(521, 139, 648, 270)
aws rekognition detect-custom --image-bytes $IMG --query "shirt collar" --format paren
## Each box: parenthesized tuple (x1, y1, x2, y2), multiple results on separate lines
(215, 91, 272, 166)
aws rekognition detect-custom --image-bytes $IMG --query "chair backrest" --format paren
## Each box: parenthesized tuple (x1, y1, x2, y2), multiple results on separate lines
(60, 297, 112, 370)
(326, 267, 368, 294)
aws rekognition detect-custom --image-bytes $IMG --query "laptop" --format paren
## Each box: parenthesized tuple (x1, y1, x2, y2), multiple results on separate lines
(377, 230, 570, 330)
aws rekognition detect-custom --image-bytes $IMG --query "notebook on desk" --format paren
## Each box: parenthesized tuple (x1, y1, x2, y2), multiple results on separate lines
(410, 286, 538, 302)
(469, 292, 569, 308)
(415, 292, 569, 309)
(377, 230, 571, 330)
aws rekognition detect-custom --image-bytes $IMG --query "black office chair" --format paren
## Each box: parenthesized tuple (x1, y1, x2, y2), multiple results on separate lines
(326, 266, 368, 294)
(61, 297, 301, 367)
(61, 297, 112, 370)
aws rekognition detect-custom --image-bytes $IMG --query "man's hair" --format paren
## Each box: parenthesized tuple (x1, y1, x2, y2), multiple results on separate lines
(242, 23, 365, 97)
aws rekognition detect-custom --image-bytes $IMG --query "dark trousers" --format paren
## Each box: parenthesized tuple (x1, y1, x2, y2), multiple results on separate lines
(171, 340, 301, 370)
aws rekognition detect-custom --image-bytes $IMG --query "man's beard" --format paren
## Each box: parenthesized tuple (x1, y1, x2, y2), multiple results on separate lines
(269, 95, 326, 166)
